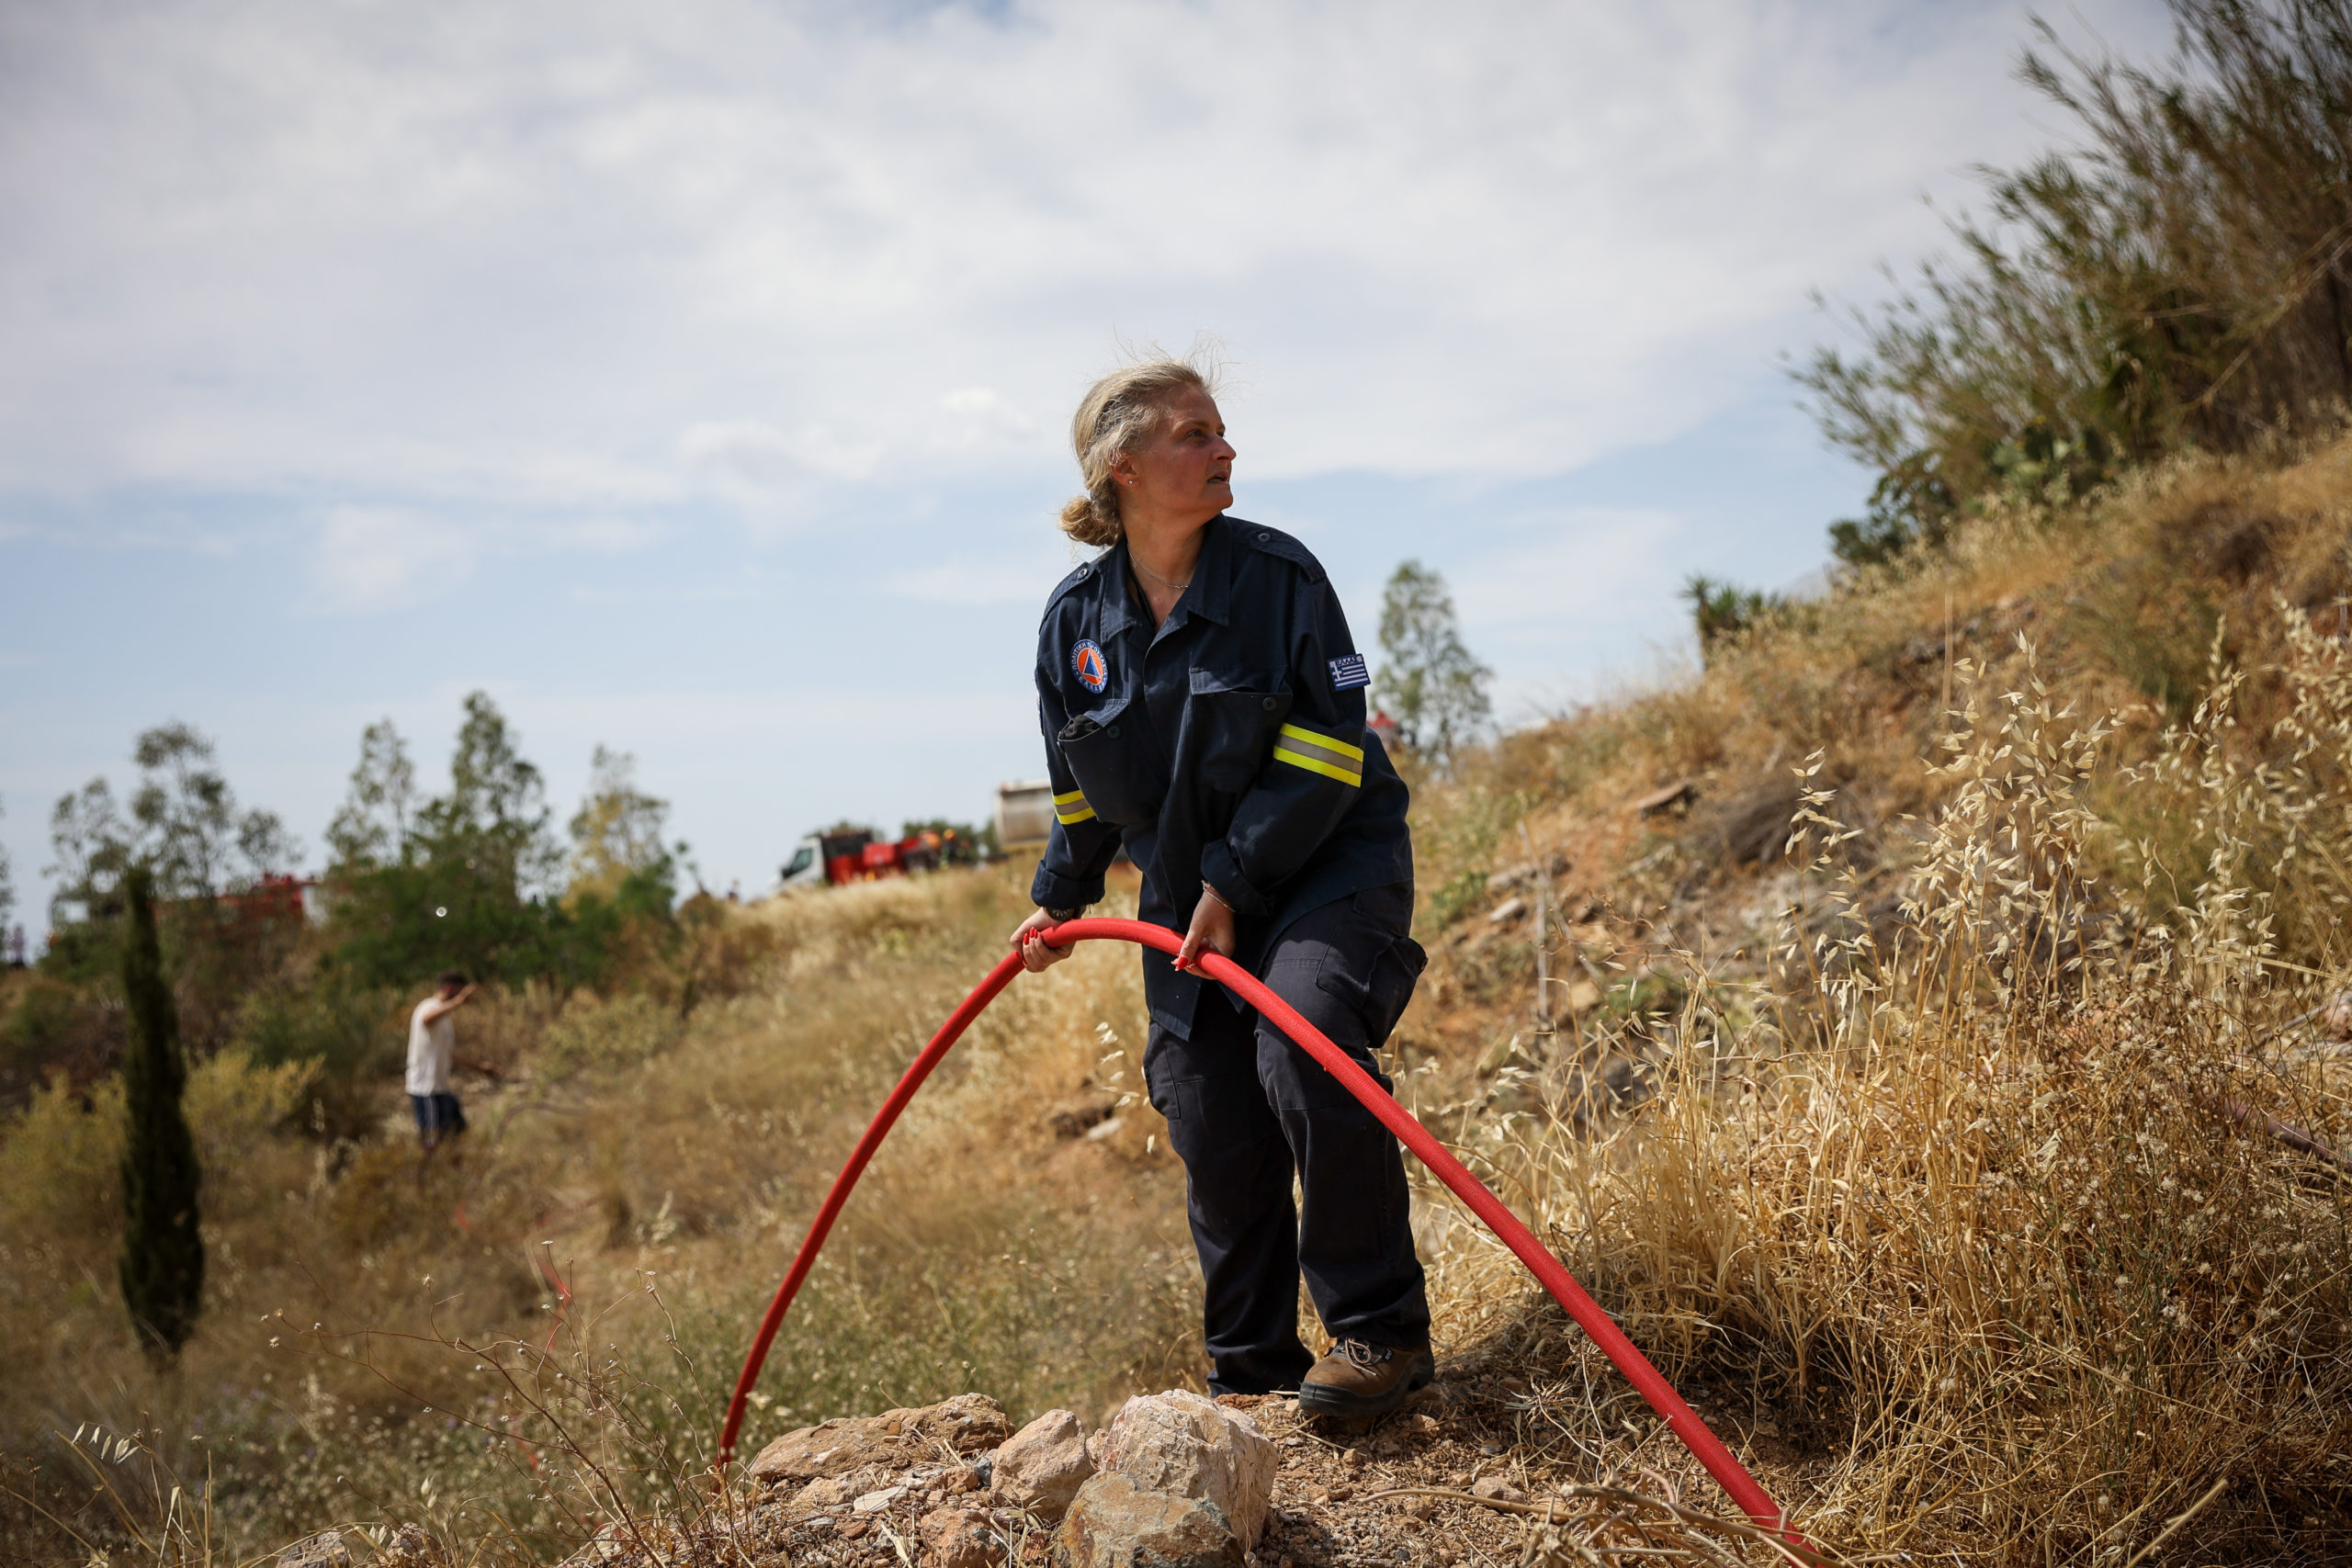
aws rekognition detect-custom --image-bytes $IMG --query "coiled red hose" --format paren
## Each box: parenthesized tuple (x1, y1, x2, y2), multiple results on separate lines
(718, 918, 1798, 1547)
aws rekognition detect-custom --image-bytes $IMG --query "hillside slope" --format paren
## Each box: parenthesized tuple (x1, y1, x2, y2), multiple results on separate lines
(1369, 434, 2352, 1562)
(9, 437, 2352, 1566)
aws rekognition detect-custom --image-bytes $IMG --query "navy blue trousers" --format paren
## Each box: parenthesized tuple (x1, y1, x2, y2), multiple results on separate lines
(1145, 885, 1432, 1395)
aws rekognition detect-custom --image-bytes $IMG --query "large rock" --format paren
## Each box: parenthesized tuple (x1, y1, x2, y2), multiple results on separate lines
(1096, 1391, 1274, 1553)
(992, 1408, 1094, 1522)
(920, 1506, 1006, 1568)
(747, 1393, 1011, 1483)
(1057, 1472, 1241, 1568)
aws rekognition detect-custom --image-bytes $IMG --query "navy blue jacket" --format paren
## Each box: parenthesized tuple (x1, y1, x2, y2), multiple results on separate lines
(1030, 514, 1413, 1038)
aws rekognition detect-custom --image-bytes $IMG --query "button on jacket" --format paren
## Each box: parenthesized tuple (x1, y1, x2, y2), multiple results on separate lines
(1030, 514, 1413, 1038)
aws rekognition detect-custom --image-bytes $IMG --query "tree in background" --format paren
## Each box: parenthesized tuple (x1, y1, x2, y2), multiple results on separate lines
(46, 779, 135, 931)
(41, 727, 306, 1018)
(1372, 559, 1492, 769)
(423, 692, 562, 896)
(569, 747, 672, 899)
(326, 698, 680, 990)
(130, 723, 300, 897)
(118, 866, 204, 1363)
(46, 726, 300, 919)
(1801, 1, 2352, 566)
(328, 694, 565, 984)
(0, 793, 14, 944)
(324, 719, 418, 870)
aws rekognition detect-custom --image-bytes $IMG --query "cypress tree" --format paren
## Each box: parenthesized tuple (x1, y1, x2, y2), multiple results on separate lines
(119, 865, 204, 1362)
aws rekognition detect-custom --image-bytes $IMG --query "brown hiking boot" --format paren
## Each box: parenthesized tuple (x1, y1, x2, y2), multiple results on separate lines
(1296, 1339, 1434, 1420)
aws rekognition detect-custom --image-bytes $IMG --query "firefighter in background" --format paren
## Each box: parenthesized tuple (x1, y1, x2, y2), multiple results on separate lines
(1010, 357, 1432, 1418)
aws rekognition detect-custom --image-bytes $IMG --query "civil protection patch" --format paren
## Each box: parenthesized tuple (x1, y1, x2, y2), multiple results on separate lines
(1328, 653, 1370, 691)
(1071, 638, 1109, 693)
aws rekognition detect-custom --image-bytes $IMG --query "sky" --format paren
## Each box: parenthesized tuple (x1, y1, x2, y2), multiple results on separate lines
(0, 0, 2177, 936)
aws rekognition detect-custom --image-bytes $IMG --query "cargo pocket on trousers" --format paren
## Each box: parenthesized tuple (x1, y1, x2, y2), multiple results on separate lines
(1316, 931, 1429, 1051)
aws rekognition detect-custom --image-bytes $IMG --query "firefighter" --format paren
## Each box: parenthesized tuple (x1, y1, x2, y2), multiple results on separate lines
(1010, 356, 1432, 1418)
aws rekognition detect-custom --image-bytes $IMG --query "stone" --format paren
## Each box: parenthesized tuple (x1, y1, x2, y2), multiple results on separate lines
(794, 1475, 855, 1510)
(274, 1530, 351, 1568)
(382, 1525, 435, 1566)
(920, 1506, 1005, 1568)
(1058, 1472, 1242, 1568)
(1098, 1390, 1275, 1553)
(1634, 780, 1696, 818)
(992, 1408, 1095, 1523)
(1469, 1475, 1527, 1504)
(748, 1393, 1012, 1483)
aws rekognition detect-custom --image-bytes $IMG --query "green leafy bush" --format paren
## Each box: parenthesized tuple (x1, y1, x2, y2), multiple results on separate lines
(1803, 0, 2352, 563)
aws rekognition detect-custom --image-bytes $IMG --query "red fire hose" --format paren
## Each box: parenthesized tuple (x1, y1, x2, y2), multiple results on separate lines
(718, 918, 1798, 1547)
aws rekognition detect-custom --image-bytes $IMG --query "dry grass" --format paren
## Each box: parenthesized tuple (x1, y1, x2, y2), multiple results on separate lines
(1393, 434, 2352, 1562)
(14, 434, 2352, 1565)
(0, 869, 1204, 1564)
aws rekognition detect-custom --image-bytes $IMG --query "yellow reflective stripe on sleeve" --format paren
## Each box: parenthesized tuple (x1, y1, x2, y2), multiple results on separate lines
(1054, 787, 1096, 825)
(1272, 723, 1364, 786)
(1279, 723, 1363, 762)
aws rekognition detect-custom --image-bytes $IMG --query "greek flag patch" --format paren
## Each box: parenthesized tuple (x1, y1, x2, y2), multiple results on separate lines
(1328, 653, 1370, 691)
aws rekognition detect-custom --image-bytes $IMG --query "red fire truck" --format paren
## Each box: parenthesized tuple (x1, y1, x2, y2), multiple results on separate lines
(777, 827, 953, 890)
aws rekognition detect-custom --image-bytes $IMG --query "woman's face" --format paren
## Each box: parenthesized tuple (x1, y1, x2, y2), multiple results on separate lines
(1115, 387, 1235, 526)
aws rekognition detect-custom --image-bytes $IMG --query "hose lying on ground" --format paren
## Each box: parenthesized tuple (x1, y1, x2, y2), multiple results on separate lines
(716, 917, 1804, 1551)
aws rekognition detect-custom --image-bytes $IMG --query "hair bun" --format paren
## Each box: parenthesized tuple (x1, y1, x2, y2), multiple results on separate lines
(1060, 493, 1120, 547)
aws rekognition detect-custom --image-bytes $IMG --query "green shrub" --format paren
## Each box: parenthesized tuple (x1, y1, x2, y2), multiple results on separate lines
(234, 981, 400, 1139)
(1802, 1, 2352, 561)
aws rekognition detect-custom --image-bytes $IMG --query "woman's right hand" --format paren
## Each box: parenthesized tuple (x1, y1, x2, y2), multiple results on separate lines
(1011, 908, 1076, 972)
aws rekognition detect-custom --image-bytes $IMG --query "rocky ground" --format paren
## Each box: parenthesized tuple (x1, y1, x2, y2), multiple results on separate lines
(526, 1377, 1809, 1568)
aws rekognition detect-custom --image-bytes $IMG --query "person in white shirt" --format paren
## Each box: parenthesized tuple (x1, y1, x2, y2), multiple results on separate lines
(407, 971, 481, 1160)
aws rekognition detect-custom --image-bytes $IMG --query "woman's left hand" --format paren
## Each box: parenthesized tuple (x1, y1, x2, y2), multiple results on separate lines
(1176, 886, 1237, 971)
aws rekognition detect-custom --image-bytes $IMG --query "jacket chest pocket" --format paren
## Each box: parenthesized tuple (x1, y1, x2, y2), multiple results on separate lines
(1057, 696, 1159, 825)
(1185, 671, 1292, 795)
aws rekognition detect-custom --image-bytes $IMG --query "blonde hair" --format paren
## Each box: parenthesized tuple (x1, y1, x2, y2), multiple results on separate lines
(1058, 356, 1220, 547)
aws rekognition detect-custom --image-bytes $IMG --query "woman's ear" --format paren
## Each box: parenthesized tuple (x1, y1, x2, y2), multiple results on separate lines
(1108, 448, 1136, 489)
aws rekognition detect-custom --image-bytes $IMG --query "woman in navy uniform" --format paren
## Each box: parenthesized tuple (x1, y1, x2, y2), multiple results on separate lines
(1010, 357, 1433, 1416)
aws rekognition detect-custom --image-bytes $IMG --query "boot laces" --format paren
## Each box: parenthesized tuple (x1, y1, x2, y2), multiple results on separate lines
(1337, 1339, 1393, 1370)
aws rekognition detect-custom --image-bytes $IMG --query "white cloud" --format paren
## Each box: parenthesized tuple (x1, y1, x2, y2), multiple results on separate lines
(0, 0, 2187, 937)
(311, 506, 477, 611)
(885, 558, 1056, 607)
(0, 0, 2175, 521)
(681, 418, 888, 491)
(936, 387, 1039, 450)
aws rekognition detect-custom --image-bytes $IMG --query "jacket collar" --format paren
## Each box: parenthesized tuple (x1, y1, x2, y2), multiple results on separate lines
(1100, 514, 1234, 639)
